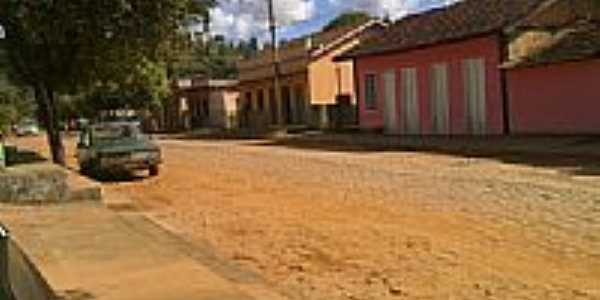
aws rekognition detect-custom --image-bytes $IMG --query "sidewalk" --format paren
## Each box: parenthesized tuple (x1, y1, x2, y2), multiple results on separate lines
(0, 202, 287, 300)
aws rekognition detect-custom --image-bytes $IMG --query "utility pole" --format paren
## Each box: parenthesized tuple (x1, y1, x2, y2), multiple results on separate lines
(267, 0, 284, 126)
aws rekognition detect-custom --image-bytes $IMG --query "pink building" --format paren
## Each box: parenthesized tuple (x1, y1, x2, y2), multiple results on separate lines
(338, 0, 599, 135)
(505, 23, 600, 134)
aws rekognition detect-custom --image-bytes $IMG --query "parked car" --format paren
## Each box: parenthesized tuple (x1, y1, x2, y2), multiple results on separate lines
(77, 121, 162, 176)
(14, 120, 40, 137)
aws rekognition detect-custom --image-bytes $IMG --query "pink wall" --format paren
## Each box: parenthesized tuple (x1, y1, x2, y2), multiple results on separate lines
(356, 35, 505, 135)
(508, 59, 600, 134)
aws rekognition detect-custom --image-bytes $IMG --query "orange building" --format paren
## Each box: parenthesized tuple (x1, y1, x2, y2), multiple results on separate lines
(237, 19, 386, 129)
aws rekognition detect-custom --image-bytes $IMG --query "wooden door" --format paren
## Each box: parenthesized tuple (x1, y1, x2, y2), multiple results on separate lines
(401, 68, 420, 135)
(463, 58, 487, 135)
(281, 86, 292, 125)
(269, 88, 277, 125)
(430, 64, 449, 134)
(383, 70, 398, 134)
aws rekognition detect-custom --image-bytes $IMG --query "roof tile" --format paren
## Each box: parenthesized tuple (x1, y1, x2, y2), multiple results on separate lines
(343, 0, 547, 58)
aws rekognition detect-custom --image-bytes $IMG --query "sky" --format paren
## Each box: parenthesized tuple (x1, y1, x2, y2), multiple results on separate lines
(209, 0, 458, 42)
(0, 1, 456, 43)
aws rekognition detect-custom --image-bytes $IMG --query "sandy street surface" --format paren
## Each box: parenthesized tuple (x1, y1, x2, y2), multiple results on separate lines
(12, 135, 600, 300)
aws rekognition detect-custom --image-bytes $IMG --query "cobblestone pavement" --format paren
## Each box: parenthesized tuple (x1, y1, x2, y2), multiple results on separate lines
(13, 136, 600, 300)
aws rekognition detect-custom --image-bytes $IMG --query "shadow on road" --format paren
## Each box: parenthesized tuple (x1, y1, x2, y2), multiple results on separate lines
(55, 290, 96, 300)
(80, 169, 148, 183)
(159, 129, 600, 177)
(163, 127, 294, 142)
(255, 135, 600, 177)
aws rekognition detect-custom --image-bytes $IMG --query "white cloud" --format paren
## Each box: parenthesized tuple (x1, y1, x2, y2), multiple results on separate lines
(328, 0, 458, 19)
(210, 0, 316, 40)
(209, 0, 458, 41)
(328, 0, 409, 18)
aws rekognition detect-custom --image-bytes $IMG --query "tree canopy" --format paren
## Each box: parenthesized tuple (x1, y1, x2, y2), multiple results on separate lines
(323, 11, 373, 32)
(0, 0, 212, 164)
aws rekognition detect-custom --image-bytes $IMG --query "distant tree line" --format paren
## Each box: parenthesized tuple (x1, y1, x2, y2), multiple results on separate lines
(169, 35, 260, 80)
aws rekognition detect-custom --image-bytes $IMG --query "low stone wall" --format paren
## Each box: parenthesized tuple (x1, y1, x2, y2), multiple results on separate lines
(0, 163, 68, 203)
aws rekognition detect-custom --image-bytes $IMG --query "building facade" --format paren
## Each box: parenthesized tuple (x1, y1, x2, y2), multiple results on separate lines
(506, 22, 600, 134)
(355, 35, 506, 135)
(339, 0, 600, 135)
(166, 78, 240, 131)
(237, 20, 385, 129)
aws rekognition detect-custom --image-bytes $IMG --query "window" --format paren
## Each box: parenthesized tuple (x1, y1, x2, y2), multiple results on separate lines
(294, 85, 306, 123)
(203, 99, 210, 117)
(364, 74, 378, 110)
(281, 86, 292, 124)
(245, 92, 253, 112)
(269, 88, 277, 123)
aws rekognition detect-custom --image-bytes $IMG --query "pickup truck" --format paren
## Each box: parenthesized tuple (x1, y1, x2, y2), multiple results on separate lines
(77, 122, 162, 176)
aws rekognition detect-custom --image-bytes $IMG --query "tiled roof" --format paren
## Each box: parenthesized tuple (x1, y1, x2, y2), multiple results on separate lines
(308, 19, 385, 58)
(340, 0, 547, 59)
(237, 19, 385, 81)
(283, 18, 378, 52)
(240, 18, 383, 69)
(504, 21, 600, 68)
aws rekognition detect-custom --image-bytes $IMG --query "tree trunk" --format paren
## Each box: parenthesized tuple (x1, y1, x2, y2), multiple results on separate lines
(35, 85, 65, 166)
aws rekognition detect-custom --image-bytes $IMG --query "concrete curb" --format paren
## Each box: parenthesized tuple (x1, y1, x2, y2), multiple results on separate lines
(65, 168, 103, 202)
(0, 223, 55, 300)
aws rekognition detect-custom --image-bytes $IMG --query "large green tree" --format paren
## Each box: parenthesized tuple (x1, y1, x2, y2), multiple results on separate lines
(83, 59, 171, 116)
(0, 0, 211, 165)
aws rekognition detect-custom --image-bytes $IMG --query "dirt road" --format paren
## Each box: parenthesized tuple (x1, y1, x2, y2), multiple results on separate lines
(14, 136, 600, 299)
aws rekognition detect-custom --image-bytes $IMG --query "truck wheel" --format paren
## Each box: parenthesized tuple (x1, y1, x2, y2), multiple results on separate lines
(149, 165, 159, 177)
(80, 161, 97, 177)
(80, 163, 91, 175)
